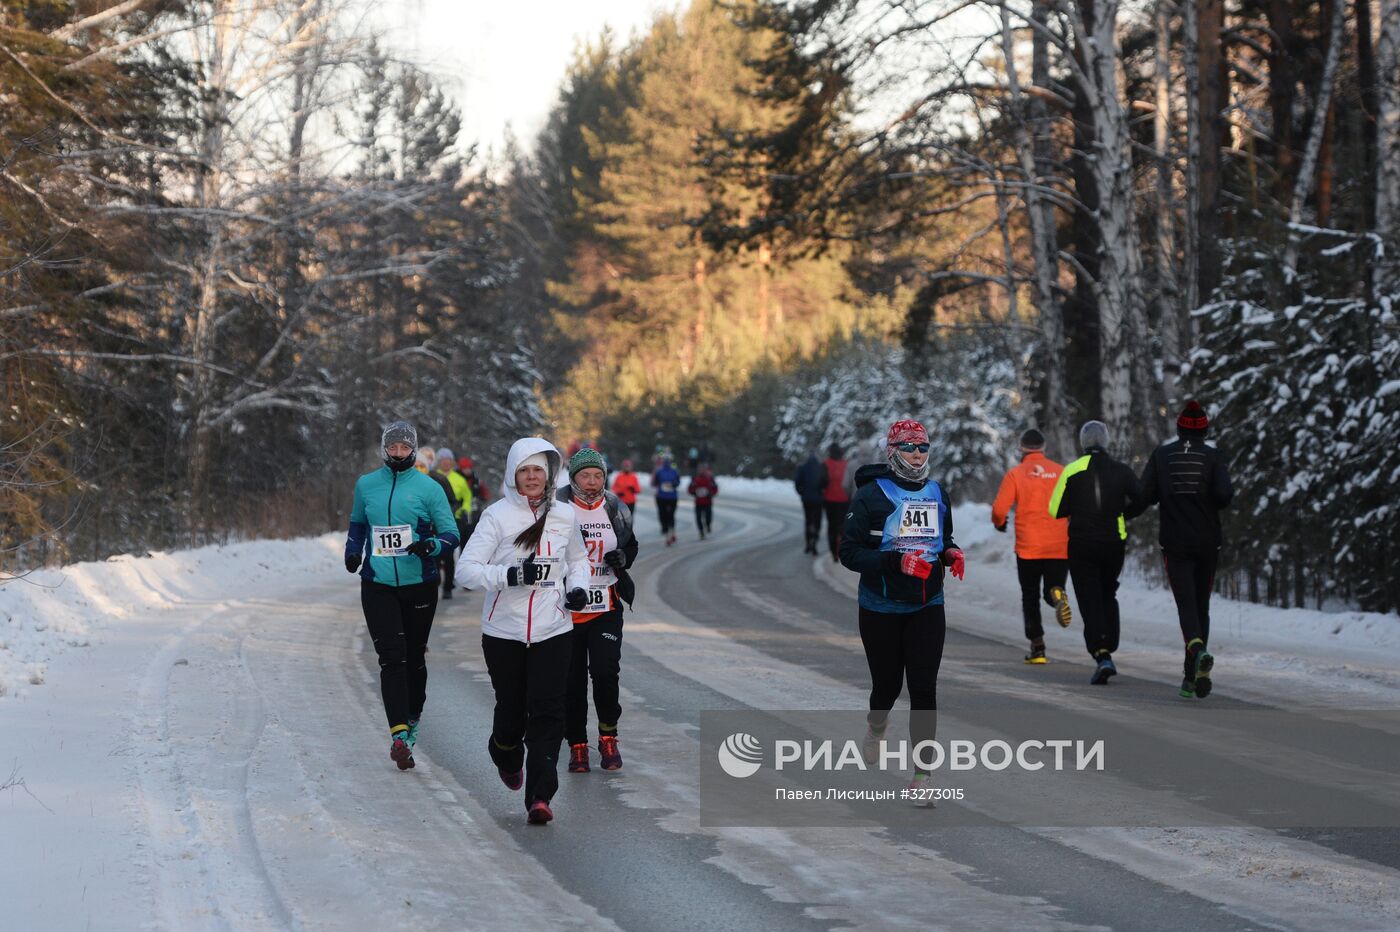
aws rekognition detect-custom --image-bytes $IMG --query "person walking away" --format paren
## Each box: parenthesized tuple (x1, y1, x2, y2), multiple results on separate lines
(688, 465, 718, 539)
(457, 456, 489, 547)
(822, 442, 851, 561)
(344, 421, 460, 770)
(653, 457, 681, 545)
(611, 459, 642, 514)
(1048, 421, 1147, 685)
(558, 449, 639, 773)
(434, 448, 471, 599)
(456, 438, 592, 825)
(840, 419, 965, 806)
(794, 451, 825, 554)
(1140, 401, 1234, 698)
(991, 429, 1073, 663)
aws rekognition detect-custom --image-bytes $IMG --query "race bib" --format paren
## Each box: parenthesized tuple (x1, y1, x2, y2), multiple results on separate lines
(527, 555, 562, 590)
(660, 482, 676, 493)
(897, 502, 940, 539)
(695, 487, 710, 498)
(579, 584, 612, 613)
(371, 524, 412, 557)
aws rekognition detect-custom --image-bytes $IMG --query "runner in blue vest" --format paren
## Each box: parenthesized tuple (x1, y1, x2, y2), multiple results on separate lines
(652, 457, 681, 546)
(344, 421, 460, 770)
(839, 419, 964, 806)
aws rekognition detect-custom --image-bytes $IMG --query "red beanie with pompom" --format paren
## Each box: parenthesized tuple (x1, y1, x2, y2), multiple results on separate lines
(1177, 400, 1209, 431)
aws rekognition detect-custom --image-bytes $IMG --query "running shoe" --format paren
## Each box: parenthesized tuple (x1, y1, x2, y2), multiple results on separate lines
(1192, 644, 1214, 699)
(390, 735, 415, 770)
(490, 736, 523, 790)
(1050, 586, 1073, 627)
(568, 743, 590, 773)
(1179, 676, 1196, 698)
(1024, 645, 1047, 664)
(527, 799, 554, 825)
(862, 726, 885, 765)
(1089, 654, 1117, 685)
(598, 734, 623, 771)
(907, 772, 935, 809)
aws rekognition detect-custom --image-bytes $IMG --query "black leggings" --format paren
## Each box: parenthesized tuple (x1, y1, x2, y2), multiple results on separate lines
(695, 502, 713, 533)
(823, 501, 847, 558)
(802, 501, 823, 549)
(1069, 539, 1125, 658)
(1164, 550, 1218, 646)
(1016, 557, 1069, 641)
(482, 631, 573, 806)
(565, 611, 623, 745)
(859, 603, 946, 753)
(438, 546, 456, 593)
(361, 580, 437, 730)
(657, 498, 678, 534)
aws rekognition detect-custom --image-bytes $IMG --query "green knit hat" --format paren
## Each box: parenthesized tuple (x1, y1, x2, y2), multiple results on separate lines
(568, 447, 607, 479)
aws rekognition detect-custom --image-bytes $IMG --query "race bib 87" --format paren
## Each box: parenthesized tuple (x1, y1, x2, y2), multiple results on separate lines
(528, 555, 562, 589)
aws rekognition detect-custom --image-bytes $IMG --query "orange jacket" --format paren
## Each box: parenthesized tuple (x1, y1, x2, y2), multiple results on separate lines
(611, 471, 641, 507)
(992, 451, 1070, 560)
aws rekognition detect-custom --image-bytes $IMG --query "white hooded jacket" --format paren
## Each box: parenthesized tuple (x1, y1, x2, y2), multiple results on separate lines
(456, 438, 591, 644)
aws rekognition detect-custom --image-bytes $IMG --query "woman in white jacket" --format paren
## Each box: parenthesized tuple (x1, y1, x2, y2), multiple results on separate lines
(456, 437, 591, 825)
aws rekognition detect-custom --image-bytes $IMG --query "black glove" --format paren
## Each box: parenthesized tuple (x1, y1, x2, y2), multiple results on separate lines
(995, 523, 1008, 534)
(564, 587, 588, 611)
(507, 554, 540, 587)
(603, 549, 627, 570)
(405, 538, 435, 557)
(345, 553, 362, 574)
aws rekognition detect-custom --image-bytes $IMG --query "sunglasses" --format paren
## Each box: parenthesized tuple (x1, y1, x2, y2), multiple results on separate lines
(895, 442, 930, 453)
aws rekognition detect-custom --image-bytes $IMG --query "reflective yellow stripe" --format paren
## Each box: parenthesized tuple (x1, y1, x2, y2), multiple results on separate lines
(1048, 455, 1090, 518)
(1117, 514, 1126, 540)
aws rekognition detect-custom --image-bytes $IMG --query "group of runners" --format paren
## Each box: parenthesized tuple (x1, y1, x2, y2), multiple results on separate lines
(346, 426, 637, 823)
(991, 402, 1233, 698)
(345, 400, 1232, 821)
(832, 404, 1232, 804)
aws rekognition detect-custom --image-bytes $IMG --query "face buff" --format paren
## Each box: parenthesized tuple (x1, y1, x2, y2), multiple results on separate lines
(886, 419, 931, 484)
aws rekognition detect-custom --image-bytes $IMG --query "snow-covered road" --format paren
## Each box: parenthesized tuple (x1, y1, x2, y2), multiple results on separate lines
(4, 487, 1400, 930)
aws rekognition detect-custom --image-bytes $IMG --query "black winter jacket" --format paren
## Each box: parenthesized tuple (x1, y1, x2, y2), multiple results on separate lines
(1048, 447, 1147, 545)
(1139, 433, 1234, 552)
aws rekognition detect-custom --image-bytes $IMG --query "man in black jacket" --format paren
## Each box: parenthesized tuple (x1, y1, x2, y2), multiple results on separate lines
(1049, 420, 1147, 684)
(1141, 400, 1234, 699)
(794, 452, 825, 554)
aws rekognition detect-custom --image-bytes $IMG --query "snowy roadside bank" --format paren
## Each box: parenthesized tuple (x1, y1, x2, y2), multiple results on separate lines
(0, 534, 345, 698)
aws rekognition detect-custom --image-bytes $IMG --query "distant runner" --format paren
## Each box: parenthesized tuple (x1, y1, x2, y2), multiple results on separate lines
(1140, 401, 1234, 698)
(991, 429, 1072, 664)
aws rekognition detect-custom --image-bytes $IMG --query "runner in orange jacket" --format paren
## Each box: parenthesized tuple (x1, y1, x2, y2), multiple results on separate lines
(991, 429, 1072, 664)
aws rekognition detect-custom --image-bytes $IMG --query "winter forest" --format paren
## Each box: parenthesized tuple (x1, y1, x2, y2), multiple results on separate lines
(2, 0, 1397, 612)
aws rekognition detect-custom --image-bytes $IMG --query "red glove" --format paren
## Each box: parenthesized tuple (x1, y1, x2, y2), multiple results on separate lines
(942, 548, 965, 581)
(900, 553, 934, 579)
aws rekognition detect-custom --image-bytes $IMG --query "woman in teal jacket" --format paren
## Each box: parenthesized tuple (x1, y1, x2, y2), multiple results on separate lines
(345, 420, 459, 770)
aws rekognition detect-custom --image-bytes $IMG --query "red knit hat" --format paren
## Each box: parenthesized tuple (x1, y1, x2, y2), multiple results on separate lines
(887, 419, 929, 447)
(457, 456, 473, 470)
(1177, 400, 1209, 431)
